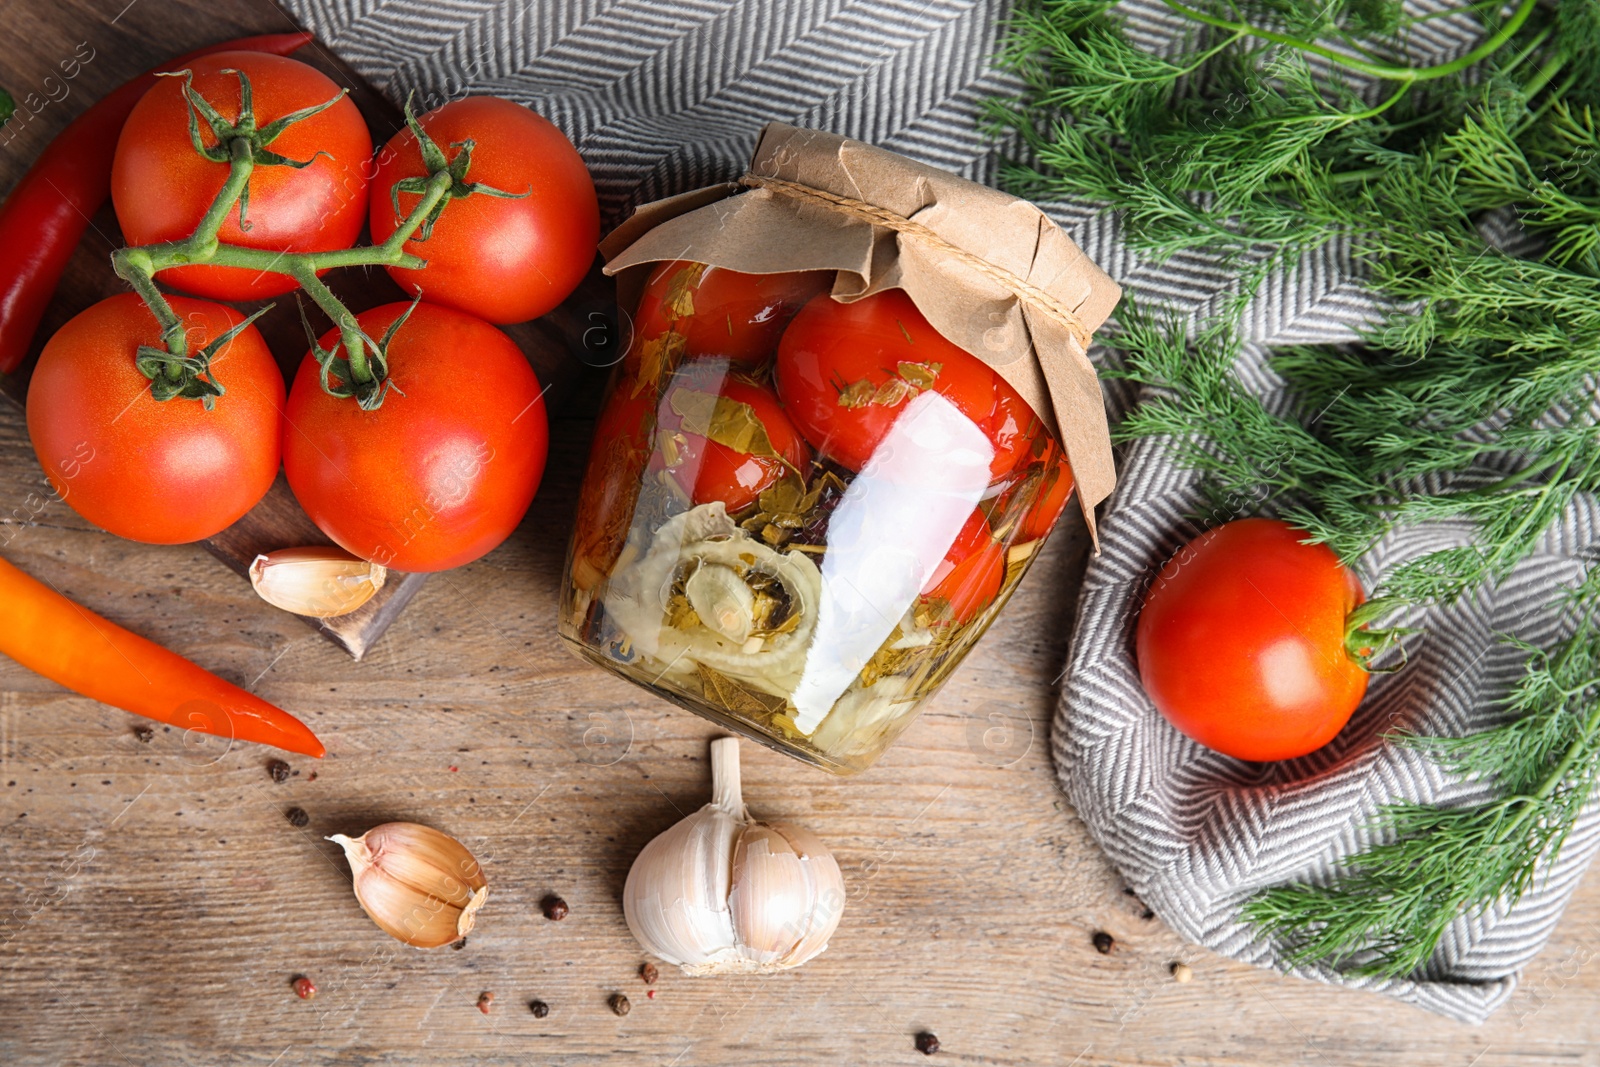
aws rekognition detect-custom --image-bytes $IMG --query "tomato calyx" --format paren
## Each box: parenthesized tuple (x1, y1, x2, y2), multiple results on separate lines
(134, 302, 273, 408)
(299, 294, 415, 410)
(162, 67, 343, 180)
(1343, 595, 1416, 674)
(387, 93, 531, 242)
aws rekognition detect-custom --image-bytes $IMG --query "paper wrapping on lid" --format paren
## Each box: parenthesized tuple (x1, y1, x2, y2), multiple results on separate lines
(601, 122, 1122, 541)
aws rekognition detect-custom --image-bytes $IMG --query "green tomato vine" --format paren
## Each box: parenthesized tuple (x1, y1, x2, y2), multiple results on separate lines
(110, 70, 521, 409)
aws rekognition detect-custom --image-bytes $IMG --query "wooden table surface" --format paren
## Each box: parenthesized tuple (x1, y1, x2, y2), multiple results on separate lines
(4, 2, 1600, 1065)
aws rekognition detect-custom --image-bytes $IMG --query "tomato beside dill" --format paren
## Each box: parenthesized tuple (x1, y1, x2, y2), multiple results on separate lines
(1136, 519, 1372, 762)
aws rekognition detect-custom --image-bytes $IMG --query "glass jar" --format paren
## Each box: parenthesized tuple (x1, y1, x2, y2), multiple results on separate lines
(560, 260, 1074, 774)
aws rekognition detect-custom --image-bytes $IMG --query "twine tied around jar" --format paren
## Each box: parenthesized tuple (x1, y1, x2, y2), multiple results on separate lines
(738, 173, 1095, 353)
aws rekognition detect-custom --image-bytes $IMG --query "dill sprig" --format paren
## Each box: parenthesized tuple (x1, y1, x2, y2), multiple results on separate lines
(989, 0, 1600, 977)
(1242, 569, 1600, 978)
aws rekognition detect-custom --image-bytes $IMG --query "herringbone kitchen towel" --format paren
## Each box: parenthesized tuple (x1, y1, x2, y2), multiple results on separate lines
(284, 0, 1600, 1022)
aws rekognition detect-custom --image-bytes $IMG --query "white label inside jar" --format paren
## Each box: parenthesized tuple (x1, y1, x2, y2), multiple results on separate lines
(791, 390, 995, 734)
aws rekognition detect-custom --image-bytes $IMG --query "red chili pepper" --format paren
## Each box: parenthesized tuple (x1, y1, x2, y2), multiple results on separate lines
(0, 31, 315, 375)
(0, 554, 325, 757)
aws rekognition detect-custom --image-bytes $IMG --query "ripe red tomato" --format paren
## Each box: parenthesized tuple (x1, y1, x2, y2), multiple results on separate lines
(111, 52, 372, 301)
(920, 510, 1005, 624)
(628, 261, 831, 369)
(370, 96, 599, 324)
(26, 293, 283, 544)
(1136, 518, 1370, 762)
(775, 289, 1040, 477)
(656, 369, 812, 512)
(282, 302, 548, 572)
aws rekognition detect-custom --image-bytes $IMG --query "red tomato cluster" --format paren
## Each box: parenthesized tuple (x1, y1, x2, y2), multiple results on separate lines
(575, 261, 1077, 626)
(27, 54, 597, 572)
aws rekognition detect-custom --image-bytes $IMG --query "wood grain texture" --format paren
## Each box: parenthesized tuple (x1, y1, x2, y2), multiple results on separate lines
(3, 2, 1600, 1065)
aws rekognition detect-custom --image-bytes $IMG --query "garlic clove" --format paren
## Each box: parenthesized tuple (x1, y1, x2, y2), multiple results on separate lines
(684, 562, 755, 645)
(764, 822, 844, 967)
(329, 822, 487, 949)
(724, 821, 843, 972)
(250, 546, 388, 618)
(623, 803, 742, 969)
(728, 822, 818, 968)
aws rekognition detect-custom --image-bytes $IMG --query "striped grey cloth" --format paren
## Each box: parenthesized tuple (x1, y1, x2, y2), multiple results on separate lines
(286, 0, 1598, 1022)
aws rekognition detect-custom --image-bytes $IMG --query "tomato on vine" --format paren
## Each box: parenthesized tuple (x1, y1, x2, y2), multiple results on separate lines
(1136, 518, 1402, 762)
(111, 52, 372, 301)
(26, 293, 283, 544)
(282, 302, 549, 572)
(775, 289, 1040, 478)
(370, 96, 599, 324)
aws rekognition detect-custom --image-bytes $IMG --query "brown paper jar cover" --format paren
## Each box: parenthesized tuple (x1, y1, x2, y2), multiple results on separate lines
(561, 122, 1122, 773)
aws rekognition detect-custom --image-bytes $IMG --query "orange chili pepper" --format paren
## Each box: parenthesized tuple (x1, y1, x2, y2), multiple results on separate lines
(0, 554, 324, 757)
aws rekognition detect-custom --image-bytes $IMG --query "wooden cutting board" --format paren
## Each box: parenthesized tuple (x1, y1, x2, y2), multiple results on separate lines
(0, 8, 615, 659)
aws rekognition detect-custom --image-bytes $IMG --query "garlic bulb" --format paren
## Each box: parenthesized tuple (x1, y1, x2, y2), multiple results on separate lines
(624, 736, 844, 975)
(250, 547, 387, 618)
(328, 822, 487, 948)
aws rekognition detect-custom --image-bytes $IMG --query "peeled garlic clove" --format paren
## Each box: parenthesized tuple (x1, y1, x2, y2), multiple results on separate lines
(329, 822, 487, 949)
(624, 737, 845, 976)
(250, 547, 387, 618)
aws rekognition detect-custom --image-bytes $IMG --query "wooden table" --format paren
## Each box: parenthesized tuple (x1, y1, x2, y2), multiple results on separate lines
(3, 3, 1599, 1064)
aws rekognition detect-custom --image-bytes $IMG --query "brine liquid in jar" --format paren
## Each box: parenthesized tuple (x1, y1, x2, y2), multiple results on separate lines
(560, 261, 1074, 773)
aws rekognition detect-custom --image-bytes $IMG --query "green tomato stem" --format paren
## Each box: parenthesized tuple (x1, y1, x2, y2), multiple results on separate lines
(112, 247, 189, 365)
(114, 75, 473, 407)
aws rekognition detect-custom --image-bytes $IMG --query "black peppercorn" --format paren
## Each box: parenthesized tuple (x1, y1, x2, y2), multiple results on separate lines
(1092, 930, 1115, 954)
(267, 759, 292, 784)
(542, 895, 569, 921)
(609, 993, 631, 1017)
(284, 807, 309, 828)
(133, 726, 154, 744)
(915, 1031, 940, 1055)
(529, 999, 550, 1018)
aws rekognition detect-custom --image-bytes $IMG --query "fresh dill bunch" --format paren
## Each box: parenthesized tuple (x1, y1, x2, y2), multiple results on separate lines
(1004, 0, 1600, 978)
(1242, 567, 1600, 978)
(1104, 301, 1386, 560)
(995, 0, 1600, 599)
